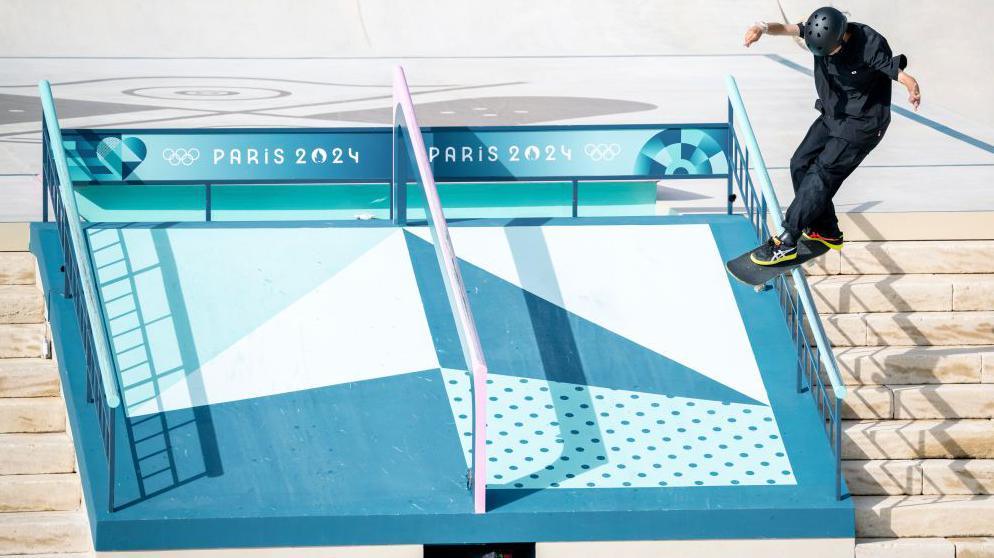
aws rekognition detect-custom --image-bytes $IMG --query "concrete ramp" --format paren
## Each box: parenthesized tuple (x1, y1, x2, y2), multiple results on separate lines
(35, 214, 852, 554)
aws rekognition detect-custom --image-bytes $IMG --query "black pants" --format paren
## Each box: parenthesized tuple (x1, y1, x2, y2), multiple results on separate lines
(783, 117, 884, 238)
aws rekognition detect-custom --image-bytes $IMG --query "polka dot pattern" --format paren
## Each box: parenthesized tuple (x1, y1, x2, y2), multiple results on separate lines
(442, 369, 794, 489)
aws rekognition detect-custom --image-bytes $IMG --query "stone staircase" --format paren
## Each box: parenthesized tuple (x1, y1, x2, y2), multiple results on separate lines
(0, 252, 90, 557)
(810, 240, 994, 557)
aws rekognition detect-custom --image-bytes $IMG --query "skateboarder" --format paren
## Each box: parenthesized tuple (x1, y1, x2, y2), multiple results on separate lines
(742, 7, 921, 265)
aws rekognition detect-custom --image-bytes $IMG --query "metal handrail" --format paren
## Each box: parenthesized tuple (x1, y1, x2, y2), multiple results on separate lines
(393, 66, 490, 514)
(725, 75, 847, 401)
(38, 80, 121, 409)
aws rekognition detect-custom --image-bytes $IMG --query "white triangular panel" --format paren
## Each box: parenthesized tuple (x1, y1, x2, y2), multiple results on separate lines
(128, 230, 438, 416)
(409, 224, 768, 405)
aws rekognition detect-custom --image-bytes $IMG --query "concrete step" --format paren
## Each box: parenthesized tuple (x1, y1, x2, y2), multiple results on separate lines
(854, 538, 955, 558)
(0, 473, 81, 512)
(835, 346, 992, 385)
(0, 359, 59, 398)
(892, 385, 994, 419)
(825, 312, 994, 347)
(0, 323, 47, 358)
(804, 248, 842, 275)
(0, 398, 65, 433)
(821, 241, 994, 275)
(812, 274, 994, 313)
(843, 420, 994, 460)
(844, 459, 922, 495)
(0, 511, 89, 555)
(855, 495, 994, 538)
(0, 433, 75, 475)
(845, 459, 994, 496)
(0, 285, 44, 325)
(0, 253, 35, 285)
(922, 460, 994, 496)
(844, 386, 893, 419)
(812, 274, 953, 313)
(844, 385, 994, 420)
(950, 538, 994, 557)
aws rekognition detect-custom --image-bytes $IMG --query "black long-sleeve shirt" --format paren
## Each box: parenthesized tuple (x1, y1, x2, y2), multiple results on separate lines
(797, 21, 908, 142)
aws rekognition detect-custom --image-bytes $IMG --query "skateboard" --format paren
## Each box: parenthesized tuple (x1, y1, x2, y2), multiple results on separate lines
(726, 238, 830, 291)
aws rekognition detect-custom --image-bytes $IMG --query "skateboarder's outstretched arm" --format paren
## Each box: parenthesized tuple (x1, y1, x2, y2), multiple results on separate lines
(743, 22, 799, 46)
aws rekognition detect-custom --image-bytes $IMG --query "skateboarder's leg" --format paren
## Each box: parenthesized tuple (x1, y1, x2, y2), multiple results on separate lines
(783, 135, 877, 240)
(752, 119, 883, 266)
(790, 118, 832, 193)
(748, 120, 833, 266)
(754, 136, 861, 265)
(800, 131, 886, 248)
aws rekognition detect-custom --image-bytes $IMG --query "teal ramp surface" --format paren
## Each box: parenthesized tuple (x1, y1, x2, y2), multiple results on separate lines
(34, 214, 852, 550)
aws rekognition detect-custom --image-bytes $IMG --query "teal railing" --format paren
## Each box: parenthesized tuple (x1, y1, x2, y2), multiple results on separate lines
(39, 80, 121, 510)
(726, 75, 846, 499)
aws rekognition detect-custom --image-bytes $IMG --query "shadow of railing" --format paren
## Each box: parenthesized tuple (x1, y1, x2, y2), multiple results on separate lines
(489, 223, 607, 506)
(90, 224, 222, 510)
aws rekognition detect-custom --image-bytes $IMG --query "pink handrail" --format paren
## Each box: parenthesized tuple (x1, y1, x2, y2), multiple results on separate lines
(393, 66, 489, 514)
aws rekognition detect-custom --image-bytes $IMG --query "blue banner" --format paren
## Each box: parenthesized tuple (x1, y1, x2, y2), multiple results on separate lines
(425, 126, 728, 180)
(63, 129, 392, 184)
(61, 125, 727, 185)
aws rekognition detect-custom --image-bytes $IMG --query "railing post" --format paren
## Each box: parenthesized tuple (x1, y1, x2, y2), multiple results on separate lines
(726, 101, 734, 215)
(795, 297, 804, 393)
(834, 397, 842, 499)
(572, 179, 579, 217)
(205, 183, 212, 222)
(761, 197, 769, 240)
(391, 120, 408, 226)
(108, 412, 116, 512)
(63, 260, 70, 300)
(41, 116, 50, 223)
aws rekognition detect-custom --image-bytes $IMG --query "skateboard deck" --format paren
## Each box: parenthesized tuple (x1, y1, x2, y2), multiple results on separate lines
(726, 238, 830, 288)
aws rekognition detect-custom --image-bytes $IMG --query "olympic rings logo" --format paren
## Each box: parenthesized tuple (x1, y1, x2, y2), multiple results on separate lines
(162, 148, 200, 166)
(584, 143, 621, 162)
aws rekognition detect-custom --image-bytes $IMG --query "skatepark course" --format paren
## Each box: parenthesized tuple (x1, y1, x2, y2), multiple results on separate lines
(3, 2, 994, 557)
(17, 67, 852, 556)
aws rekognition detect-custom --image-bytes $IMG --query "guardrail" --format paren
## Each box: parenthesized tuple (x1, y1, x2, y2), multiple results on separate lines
(726, 75, 846, 499)
(39, 80, 121, 511)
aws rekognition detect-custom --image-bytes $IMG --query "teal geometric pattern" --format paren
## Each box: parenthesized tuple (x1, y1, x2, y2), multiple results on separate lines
(95, 136, 147, 180)
(634, 128, 728, 176)
(443, 369, 794, 489)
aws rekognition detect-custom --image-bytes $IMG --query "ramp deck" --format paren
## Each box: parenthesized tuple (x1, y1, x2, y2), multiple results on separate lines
(34, 214, 851, 551)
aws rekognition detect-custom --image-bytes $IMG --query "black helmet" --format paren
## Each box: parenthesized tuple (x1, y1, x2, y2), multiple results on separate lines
(803, 7, 848, 56)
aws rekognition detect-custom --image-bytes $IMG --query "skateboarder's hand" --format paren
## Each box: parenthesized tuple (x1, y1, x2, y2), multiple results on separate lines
(907, 81, 921, 111)
(899, 71, 921, 111)
(744, 24, 764, 47)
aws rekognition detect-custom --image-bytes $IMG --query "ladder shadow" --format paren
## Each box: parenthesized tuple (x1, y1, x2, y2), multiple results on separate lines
(88, 223, 223, 511)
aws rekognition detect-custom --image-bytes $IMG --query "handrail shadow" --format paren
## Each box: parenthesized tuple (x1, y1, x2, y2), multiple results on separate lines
(89, 224, 222, 510)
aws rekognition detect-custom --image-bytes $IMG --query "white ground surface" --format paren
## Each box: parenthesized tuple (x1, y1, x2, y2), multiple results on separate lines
(1, 0, 992, 220)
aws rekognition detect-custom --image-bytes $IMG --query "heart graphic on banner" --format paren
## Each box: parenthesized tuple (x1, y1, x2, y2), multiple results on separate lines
(95, 136, 147, 179)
